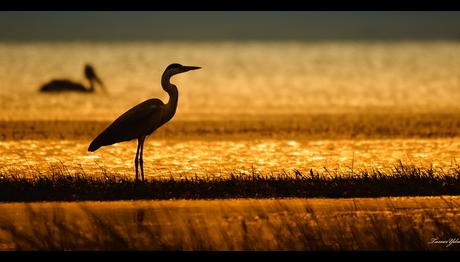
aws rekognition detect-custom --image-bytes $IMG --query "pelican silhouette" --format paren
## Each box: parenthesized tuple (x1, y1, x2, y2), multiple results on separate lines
(88, 63, 201, 182)
(40, 64, 106, 93)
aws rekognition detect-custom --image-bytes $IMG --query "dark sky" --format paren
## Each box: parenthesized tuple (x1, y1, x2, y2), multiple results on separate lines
(1, 11, 460, 41)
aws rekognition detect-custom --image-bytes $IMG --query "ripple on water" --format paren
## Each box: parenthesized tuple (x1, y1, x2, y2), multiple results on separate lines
(0, 138, 459, 178)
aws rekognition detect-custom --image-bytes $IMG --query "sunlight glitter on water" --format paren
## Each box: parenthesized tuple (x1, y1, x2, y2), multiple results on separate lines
(0, 138, 459, 179)
(80, 155, 100, 159)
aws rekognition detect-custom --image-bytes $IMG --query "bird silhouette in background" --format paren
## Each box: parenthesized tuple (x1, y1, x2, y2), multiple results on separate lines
(88, 63, 201, 182)
(39, 64, 106, 93)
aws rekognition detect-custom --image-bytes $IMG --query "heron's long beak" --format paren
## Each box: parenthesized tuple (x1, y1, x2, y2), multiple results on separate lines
(183, 66, 201, 71)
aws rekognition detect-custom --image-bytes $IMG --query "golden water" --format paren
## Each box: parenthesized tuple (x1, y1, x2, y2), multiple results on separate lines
(1, 138, 459, 178)
(1, 42, 460, 120)
(1, 42, 460, 175)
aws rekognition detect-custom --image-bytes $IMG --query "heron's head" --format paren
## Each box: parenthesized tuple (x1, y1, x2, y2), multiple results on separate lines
(165, 63, 201, 76)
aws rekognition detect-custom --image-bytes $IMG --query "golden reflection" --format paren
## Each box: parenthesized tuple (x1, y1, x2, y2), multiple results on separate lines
(1, 138, 459, 179)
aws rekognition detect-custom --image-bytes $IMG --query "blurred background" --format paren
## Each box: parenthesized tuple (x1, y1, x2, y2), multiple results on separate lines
(1, 11, 460, 120)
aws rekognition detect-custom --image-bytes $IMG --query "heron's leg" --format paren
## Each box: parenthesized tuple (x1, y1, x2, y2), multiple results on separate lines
(139, 136, 146, 182)
(135, 139, 141, 182)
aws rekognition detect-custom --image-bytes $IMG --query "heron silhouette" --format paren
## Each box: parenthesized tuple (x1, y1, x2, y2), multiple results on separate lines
(88, 63, 201, 182)
(40, 64, 106, 93)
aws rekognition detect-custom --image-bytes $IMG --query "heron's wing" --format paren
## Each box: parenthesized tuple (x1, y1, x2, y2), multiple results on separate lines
(88, 99, 164, 151)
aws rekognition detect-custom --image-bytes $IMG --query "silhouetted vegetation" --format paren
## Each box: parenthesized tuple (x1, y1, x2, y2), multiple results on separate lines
(1, 162, 459, 201)
(0, 198, 459, 251)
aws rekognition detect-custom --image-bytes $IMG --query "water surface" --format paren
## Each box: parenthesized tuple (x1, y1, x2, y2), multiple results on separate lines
(1, 42, 459, 177)
(1, 138, 459, 178)
(1, 42, 460, 120)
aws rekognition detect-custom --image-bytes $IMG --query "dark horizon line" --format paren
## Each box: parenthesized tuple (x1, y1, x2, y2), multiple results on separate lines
(1, 38, 460, 43)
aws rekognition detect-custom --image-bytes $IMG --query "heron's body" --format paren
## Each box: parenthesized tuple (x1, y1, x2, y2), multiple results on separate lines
(88, 63, 200, 182)
(39, 64, 106, 93)
(88, 98, 168, 151)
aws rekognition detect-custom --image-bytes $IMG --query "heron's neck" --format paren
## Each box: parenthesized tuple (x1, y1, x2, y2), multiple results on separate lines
(161, 72, 179, 116)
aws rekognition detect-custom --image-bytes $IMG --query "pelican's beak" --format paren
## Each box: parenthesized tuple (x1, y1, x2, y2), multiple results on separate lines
(182, 66, 201, 71)
(92, 75, 108, 95)
(99, 81, 109, 95)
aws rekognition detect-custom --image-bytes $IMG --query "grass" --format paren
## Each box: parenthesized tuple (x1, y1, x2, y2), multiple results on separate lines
(0, 162, 460, 201)
(0, 197, 459, 250)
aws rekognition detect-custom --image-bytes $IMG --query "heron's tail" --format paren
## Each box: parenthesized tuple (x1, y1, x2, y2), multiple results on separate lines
(88, 139, 102, 152)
